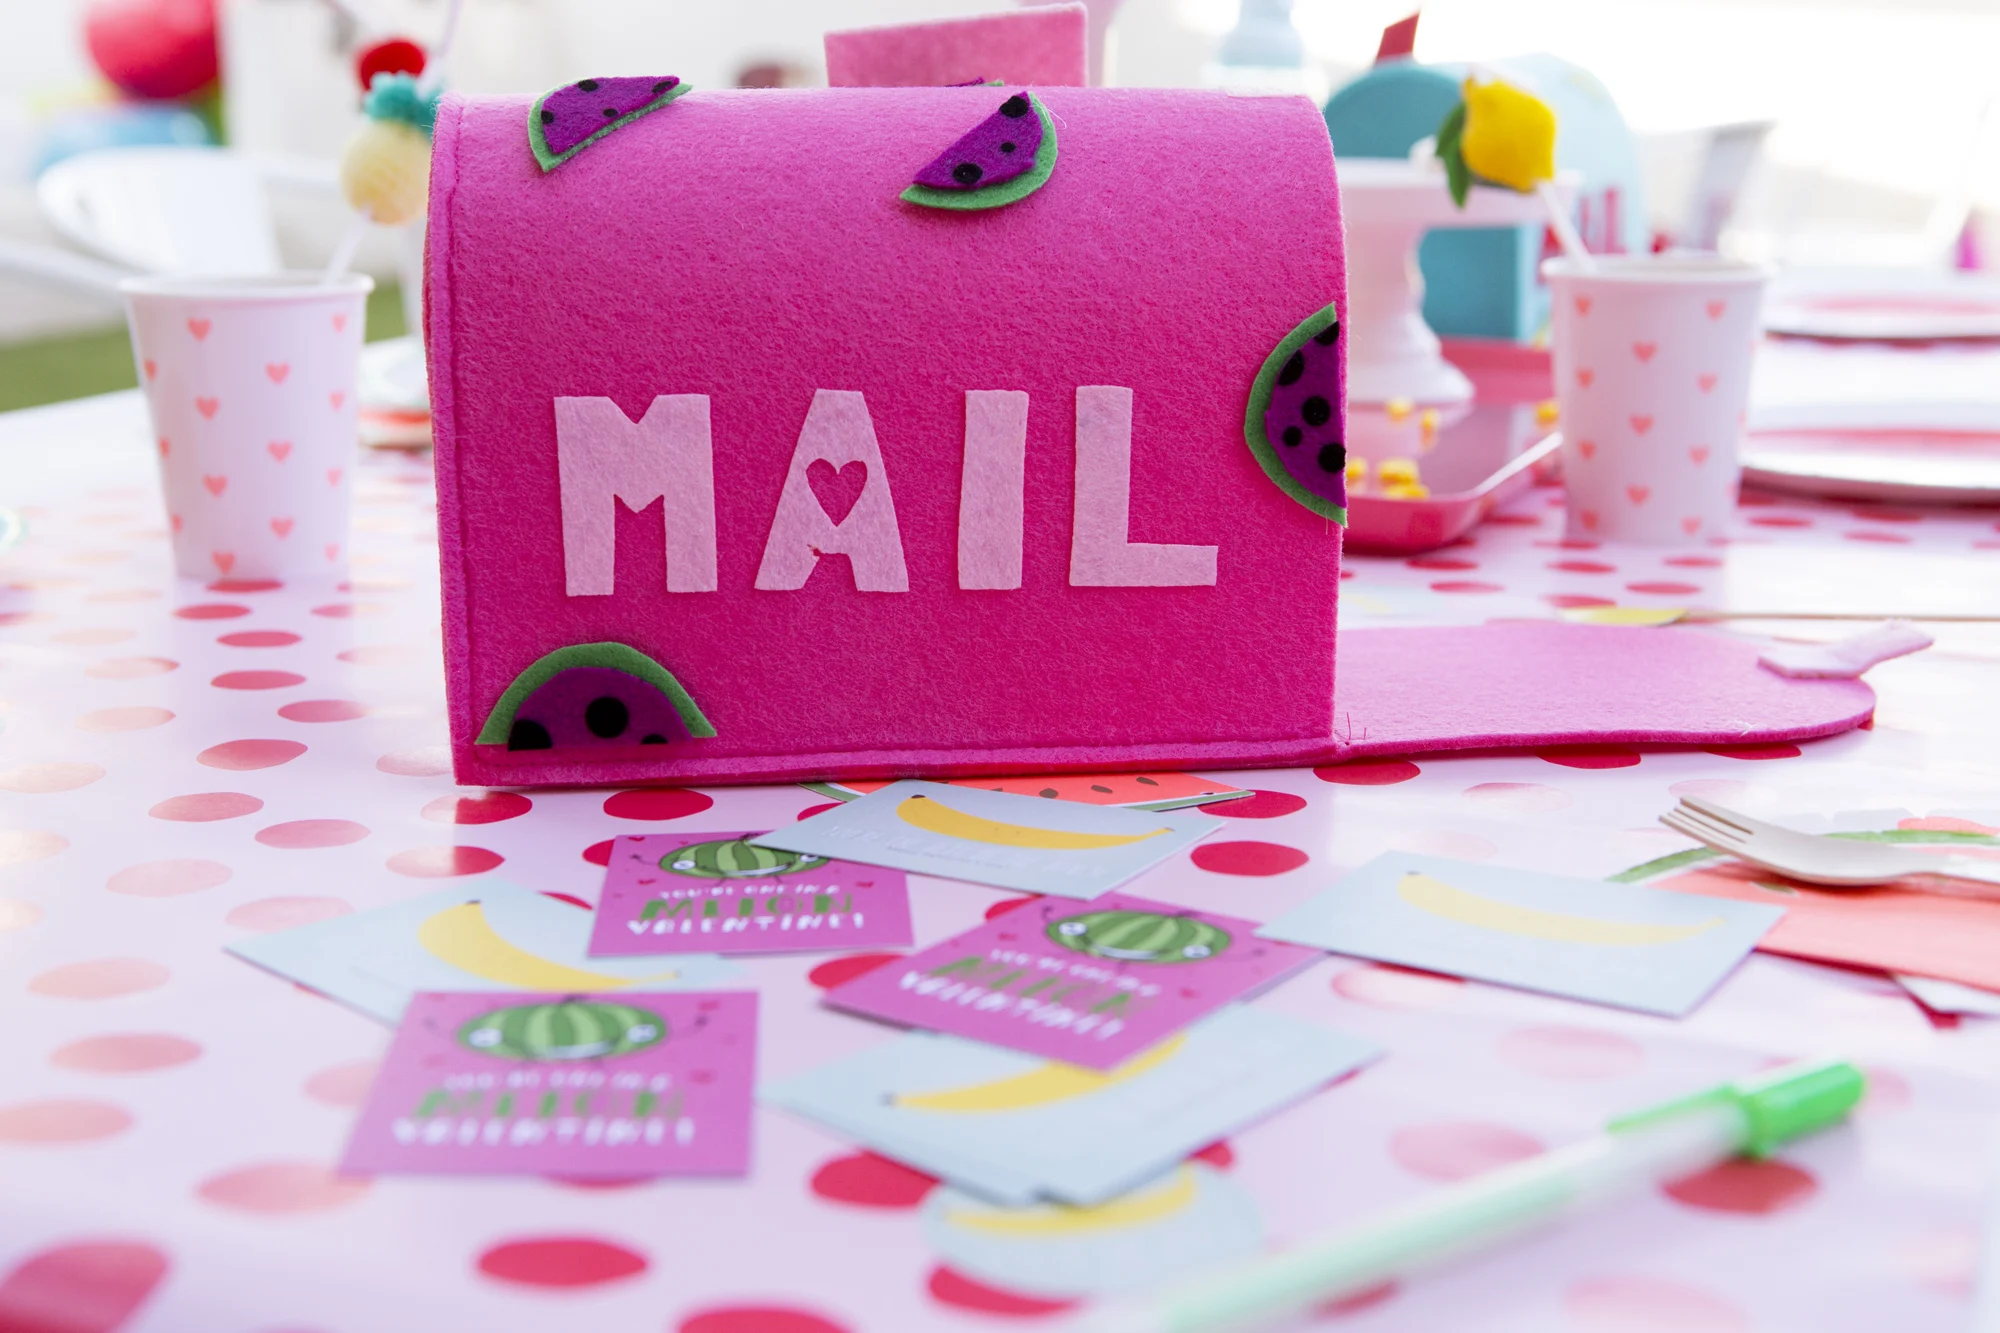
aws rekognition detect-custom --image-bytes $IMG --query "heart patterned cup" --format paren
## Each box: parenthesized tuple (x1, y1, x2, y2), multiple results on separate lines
(1545, 256, 1770, 546)
(123, 273, 372, 580)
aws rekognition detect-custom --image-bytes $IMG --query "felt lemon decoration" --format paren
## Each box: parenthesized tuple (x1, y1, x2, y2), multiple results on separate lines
(339, 73, 442, 225)
(1433, 77, 1557, 207)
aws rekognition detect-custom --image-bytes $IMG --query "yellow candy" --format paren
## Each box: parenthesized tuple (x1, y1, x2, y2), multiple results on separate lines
(1382, 482, 1431, 500)
(1344, 457, 1368, 488)
(1460, 78, 1557, 194)
(1378, 457, 1421, 487)
(1535, 399, 1560, 426)
(340, 118, 432, 226)
(1384, 397, 1415, 423)
(1418, 408, 1439, 436)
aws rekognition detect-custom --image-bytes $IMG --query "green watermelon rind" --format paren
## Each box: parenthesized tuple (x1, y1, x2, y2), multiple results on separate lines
(1243, 303, 1348, 525)
(528, 80, 691, 173)
(474, 642, 716, 745)
(900, 94, 1058, 212)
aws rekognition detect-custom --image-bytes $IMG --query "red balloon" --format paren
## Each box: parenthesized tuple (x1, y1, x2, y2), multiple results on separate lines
(84, 0, 219, 100)
(356, 38, 427, 92)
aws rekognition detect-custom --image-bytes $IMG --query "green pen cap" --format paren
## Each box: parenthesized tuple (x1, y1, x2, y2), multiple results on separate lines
(1608, 1057, 1867, 1158)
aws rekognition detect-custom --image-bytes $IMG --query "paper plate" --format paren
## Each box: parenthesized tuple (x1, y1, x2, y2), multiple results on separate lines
(1742, 427, 2000, 504)
(1765, 274, 2000, 342)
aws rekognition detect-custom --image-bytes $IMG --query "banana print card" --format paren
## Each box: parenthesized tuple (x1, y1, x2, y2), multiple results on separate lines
(340, 991, 754, 1179)
(763, 1005, 1380, 1206)
(752, 780, 1226, 898)
(1257, 853, 1786, 1017)
(589, 831, 914, 957)
(228, 879, 741, 1025)
(824, 892, 1321, 1070)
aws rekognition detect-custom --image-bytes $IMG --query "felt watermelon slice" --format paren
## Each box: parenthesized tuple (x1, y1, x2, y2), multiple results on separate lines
(475, 643, 715, 752)
(902, 92, 1058, 211)
(1244, 303, 1346, 523)
(802, 772, 1250, 812)
(529, 76, 688, 172)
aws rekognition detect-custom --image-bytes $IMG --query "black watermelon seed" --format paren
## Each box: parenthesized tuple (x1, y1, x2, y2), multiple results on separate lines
(1000, 141, 1017, 153)
(1277, 350, 1305, 386)
(1318, 442, 1347, 473)
(1301, 396, 1332, 427)
(584, 696, 630, 738)
(579, 79, 599, 91)
(1282, 426, 1302, 447)
(1001, 94, 1030, 118)
(603, 107, 618, 118)
(952, 162, 983, 185)
(1313, 324, 1340, 346)
(652, 80, 672, 94)
(507, 719, 552, 751)
(1091, 784, 1113, 793)
(1040, 788, 1060, 798)
(540, 109, 554, 125)
(640, 733, 668, 745)
(1135, 776, 1159, 785)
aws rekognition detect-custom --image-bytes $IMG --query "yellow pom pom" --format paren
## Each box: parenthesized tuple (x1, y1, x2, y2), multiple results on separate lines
(1460, 78, 1557, 194)
(1344, 456, 1368, 489)
(340, 119, 432, 226)
(1378, 457, 1422, 487)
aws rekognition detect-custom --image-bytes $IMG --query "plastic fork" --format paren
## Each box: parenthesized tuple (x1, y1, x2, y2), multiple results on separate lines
(1659, 796, 2000, 889)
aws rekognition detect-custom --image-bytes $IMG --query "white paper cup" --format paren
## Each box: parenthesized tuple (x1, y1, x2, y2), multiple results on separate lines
(1545, 255, 1770, 545)
(123, 272, 372, 580)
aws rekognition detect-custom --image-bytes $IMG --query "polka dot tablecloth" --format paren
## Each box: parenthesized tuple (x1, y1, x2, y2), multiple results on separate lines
(3, 391, 1999, 1333)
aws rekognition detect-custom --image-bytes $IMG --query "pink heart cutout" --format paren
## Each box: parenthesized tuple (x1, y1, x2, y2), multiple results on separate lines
(332, 313, 348, 332)
(187, 318, 211, 340)
(1578, 509, 1600, 531)
(268, 441, 292, 461)
(1629, 414, 1653, 435)
(143, 359, 157, 380)
(1633, 342, 1657, 362)
(266, 362, 290, 384)
(1577, 440, 1598, 460)
(1575, 295, 1593, 315)
(1697, 373, 1718, 393)
(329, 391, 346, 410)
(324, 543, 341, 562)
(157, 437, 170, 458)
(1576, 368, 1594, 388)
(195, 397, 219, 419)
(211, 551, 235, 573)
(202, 474, 228, 497)
(327, 468, 344, 487)
(1689, 446, 1711, 465)
(807, 458, 868, 524)
(1682, 516, 1703, 534)
(170, 513, 183, 533)
(1706, 300, 1726, 319)
(1627, 485, 1651, 506)
(270, 517, 295, 538)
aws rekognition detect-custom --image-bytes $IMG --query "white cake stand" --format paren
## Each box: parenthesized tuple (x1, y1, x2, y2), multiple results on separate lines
(1337, 158, 1576, 407)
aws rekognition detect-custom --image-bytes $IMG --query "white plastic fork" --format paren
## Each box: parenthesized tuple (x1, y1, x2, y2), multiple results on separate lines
(1659, 796, 2000, 889)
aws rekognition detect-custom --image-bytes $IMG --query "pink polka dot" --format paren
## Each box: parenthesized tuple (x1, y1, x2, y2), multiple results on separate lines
(582, 839, 615, 866)
(311, 602, 358, 618)
(423, 792, 532, 824)
(1314, 760, 1420, 785)
(1663, 1158, 1817, 1215)
(604, 788, 716, 821)
(338, 644, 418, 666)
(0, 900, 41, 931)
(107, 859, 231, 897)
(255, 821, 370, 850)
(927, 1266, 1076, 1317)
(52, 1033, 201, 1074)
(212, 670, 304, 691)
(377, 746, 451, 777)
(809, 1152, 937, 1208)
(387, 846, 504, 877)
(1210, 789, 1308, 819)
(1626, 581, 1702, 596)
(1497, 1025, 1644, 1080)
(197, 1162, 370, 1214)
(1462, 782, 1573, 814)
(0, 1099, 131, 1143)
(1430, 580, 1504, 594)
(808, 953, 902, 989)
(1703, 743, 1800, 761)
(1538, 746, 1641, 770)
(1845, 529, 1911, 544)
(797, 802, 840, 819)
(208, 578, 282, 593)
(0, 830, 68, 866)
(0, 1241, 169, 1333)
(303, 1060, 379, 1108)
(1408, 556, 1478, 571)
(150, 792, 263, 822)
(1550, 559, 1617, 574)
(476, 1237, 649, 1289)
(1545, 593, 1616, 609)
(218, 630, 301, 647)
(84, 655, 177, 680)
(76, 706, 174, 732)
(174, 603, 250, 620)
(1390, 1121, 1544, 1182)
(1190, 1140, 1235, 1169)
(1564, 1275, 1747, 1333)
(86, 588, 160, 603)
(199, 739, 306, 771)
(1191, 841, 1309, 876)
(225, 896, 354, 931)
(1664, 554, 1723, 568)
(53, 627, 134, 646)
(30, 958, 169, 999)
(278, 700, 369, 723)
(678, 1310, 851, 1333)
(1749, 514, 1811, 529)
(0, 762, 105, 794)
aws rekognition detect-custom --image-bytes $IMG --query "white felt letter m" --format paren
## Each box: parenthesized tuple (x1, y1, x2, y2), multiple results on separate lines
(555, 395, 717, 595)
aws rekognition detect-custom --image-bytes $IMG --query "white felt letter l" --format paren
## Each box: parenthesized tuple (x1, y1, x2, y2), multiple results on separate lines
(555, 394, 717, 596)
(1069, 386, 1217, 587)
(755, 389, 910, 592)
(958, 390, 1028, 590)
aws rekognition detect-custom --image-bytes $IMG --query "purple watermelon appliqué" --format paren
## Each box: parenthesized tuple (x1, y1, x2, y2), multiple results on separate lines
(913, 92, 1044, 190)
(506, 666, 694, 751)
(1262, 323, 1346, 510)
(531, 75, 684, 170)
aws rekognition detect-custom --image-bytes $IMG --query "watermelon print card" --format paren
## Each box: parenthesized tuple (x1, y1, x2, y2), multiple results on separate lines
(588, 831, 913, 957)
(801, 772, 1252, 813)
(754, 780, 1225, 898)
(340, 990, 754, 1179)
(1257, 853, 1786, 1017)
(821, 892, 1321, 1070)
(763, 1005, 1381, 1206)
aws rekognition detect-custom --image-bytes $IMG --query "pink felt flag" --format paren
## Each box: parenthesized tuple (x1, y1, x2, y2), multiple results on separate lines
(825, 4, 1088, 88)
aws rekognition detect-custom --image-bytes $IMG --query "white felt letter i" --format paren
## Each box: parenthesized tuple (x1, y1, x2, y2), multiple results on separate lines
(1069, 386, 1217, 587)
(555, 395, 717, 595)
(958, 390, 1028, 590)
(756, 389, 910, 592)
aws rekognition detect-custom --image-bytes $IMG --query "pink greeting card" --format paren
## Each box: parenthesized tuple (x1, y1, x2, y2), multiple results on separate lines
(822, 892, 1321, 1070)
(587, 831, 913, 957)
(339, 991, 755, 1178)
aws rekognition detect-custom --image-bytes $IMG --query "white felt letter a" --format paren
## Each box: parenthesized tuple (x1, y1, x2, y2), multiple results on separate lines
(755, 390, 910, 592)
(556, 395, 716, 595)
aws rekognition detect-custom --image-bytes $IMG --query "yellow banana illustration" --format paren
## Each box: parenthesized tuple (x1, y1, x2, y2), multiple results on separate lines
(417, 901, 680, 990)
(895, 795, 1166, 851)
(944, 1166, 1197, 1237)
(1396, 872, 1723, 947)
(894, 1035, 1185, 1113)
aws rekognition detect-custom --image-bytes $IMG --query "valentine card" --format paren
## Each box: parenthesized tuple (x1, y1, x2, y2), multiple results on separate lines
(821, 892, 1322, 1070)
(340, 990, 755, 1178)
(588, 831, 914, 957)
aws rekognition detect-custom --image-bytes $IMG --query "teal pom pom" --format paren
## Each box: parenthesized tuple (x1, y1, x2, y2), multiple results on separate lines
(364, 73, 441, 138)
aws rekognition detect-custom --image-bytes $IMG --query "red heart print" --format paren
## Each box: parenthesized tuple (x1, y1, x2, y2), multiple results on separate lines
(1627, 485, 1651, 505)
(1697, 373, 1718, 393)
(1629, 414, 1653, 435)
(1579, 509, 1600, 531)
(1706, 300, 1726, 319)
(270, 517, 295, 538)
(327, 467, 343, 487)
(1576, 368, 1594, 388)
(268, 441, 292, 461)
(202, 474, 228, 496)
(195, 397, 219, 419)
(170, 513, 183, 534)
(187, 317, 211, 340)
(324, 543, 341, 562)
(157, 437, 170, 458)
(1633, 342, 1657, 362)
(211, 550, 235, 573)
(332, 313, 348, 332)
(1577, 439, 1598, 460)
(329, 391, 345, 410)
(807, 458, 868, 524)
(266, 362, 290, 384)
(1682, 516, 1702, 535)
(1574, 295, 1593, 315)
(1689, 446, 1711, 464)
(143, 359, 157, 380)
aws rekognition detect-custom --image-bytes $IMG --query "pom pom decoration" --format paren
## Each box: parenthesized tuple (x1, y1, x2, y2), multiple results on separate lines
(356, 37, 427, 92)
(337, 74, 442, 227)
(1433, 76, 1557, 207)
(84, 0, 219, 100)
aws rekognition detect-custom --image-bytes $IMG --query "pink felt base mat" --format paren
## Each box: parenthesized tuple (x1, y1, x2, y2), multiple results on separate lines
(449, 623, 1874, 786)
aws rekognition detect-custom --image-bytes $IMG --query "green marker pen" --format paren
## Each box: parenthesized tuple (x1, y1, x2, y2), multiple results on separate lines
(1069, 1058, 1866, 1333)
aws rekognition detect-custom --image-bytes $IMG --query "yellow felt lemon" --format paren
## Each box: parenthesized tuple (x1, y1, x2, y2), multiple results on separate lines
(1458, 78, 1557, 194)
(340, 118, 432, 225)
